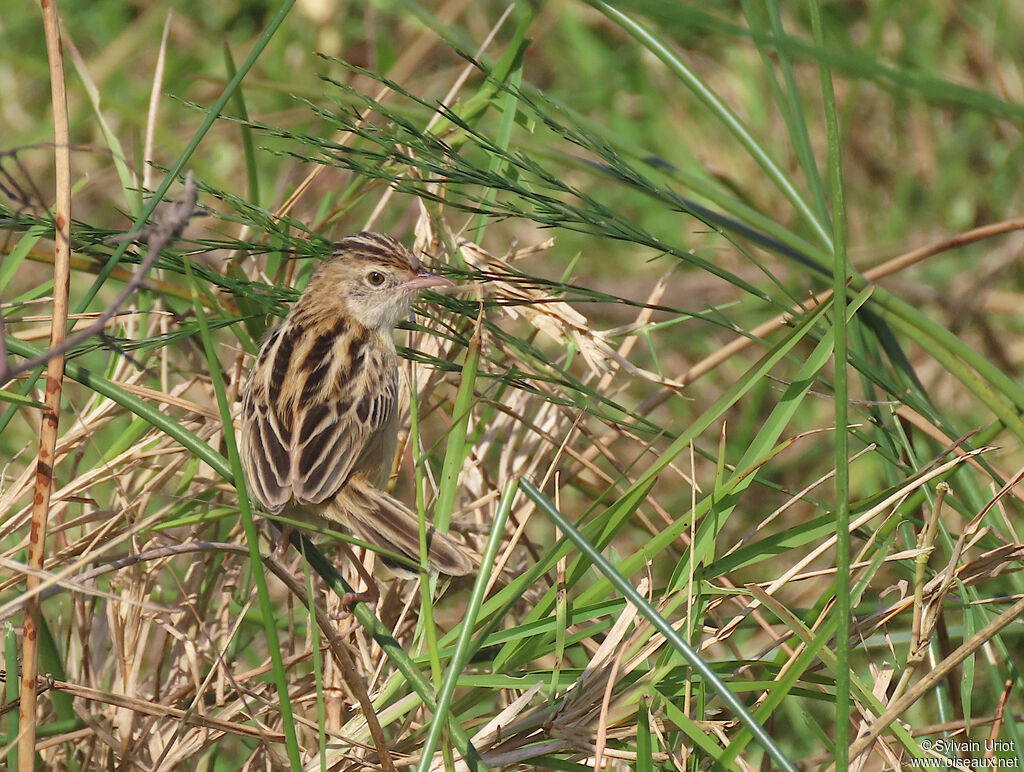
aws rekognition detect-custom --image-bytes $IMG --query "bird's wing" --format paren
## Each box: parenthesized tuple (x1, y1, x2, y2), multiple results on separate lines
(241, 325, 294, 514)
(240, 321, 398, 512)
(288, 354, 398, 506)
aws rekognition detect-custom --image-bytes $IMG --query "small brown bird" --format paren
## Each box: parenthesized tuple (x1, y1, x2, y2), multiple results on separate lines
(240, 232, 473, 579)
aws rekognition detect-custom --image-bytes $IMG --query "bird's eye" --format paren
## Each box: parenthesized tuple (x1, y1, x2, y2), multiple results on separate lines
(367, 271, 386, 286)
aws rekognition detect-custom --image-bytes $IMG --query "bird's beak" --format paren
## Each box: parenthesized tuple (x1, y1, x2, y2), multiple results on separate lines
(404, 270, 454, 291)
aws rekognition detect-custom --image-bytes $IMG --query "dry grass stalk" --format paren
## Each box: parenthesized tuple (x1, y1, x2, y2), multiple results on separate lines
(17, 3, 73, 768)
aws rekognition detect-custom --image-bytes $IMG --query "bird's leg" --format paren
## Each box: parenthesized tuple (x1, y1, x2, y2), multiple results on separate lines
(272, 524, 294, 561)
(337, 541, 380, 609)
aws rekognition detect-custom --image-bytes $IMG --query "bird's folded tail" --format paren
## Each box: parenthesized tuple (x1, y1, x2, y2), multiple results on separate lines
(328, 474, 474, 577)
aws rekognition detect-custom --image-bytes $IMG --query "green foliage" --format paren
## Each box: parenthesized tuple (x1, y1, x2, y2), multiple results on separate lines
(2, 1, 1023, 769)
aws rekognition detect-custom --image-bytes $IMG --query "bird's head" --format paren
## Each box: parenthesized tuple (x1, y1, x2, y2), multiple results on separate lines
(307, 232, 452, 331)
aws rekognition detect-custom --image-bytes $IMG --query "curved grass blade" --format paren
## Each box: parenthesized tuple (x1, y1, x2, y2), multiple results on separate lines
(415, 477, 519, 772)
(180, 254, 302, 769)
(521, 479, 797, 772)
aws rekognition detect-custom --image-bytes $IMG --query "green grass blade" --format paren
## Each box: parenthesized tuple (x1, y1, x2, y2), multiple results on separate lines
(521, 479, 797, 772)
(6, 337, 230, 477)
(180, 254, 302, 769)
(416, 477, 519, 772)
(585, 0, 832, 250)
(433, 334, 481, 532)
(293, 533, 485, 766)
(810, 2, 851, 761)
(223, 44, 261, 206)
